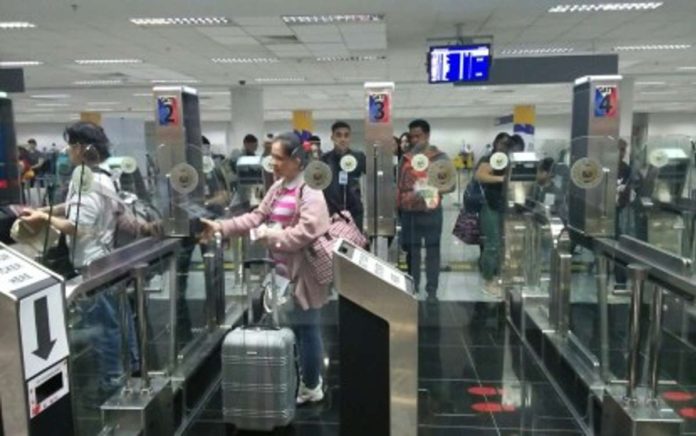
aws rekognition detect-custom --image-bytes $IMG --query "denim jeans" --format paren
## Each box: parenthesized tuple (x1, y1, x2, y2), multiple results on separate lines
(81, 290, 139, 394)
(400, 208, 443, 295)
(289, 307, 324, 389)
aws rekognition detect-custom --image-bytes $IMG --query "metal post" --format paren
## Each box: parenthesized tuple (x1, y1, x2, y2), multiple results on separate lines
(214, 232, 226, 324)
(556, 252, 572, 334)
(596, 256, 611, 381)
(626, 263, 648, 401)
(119, 284, 133, 393)
(648, 285, 664, 401)
(168, 254, 178, 368)
(134, 262, 151, 391)
(203, 251, 216, 330)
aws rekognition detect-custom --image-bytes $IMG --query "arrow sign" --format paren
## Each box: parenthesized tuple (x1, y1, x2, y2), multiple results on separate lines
(32, 297, 56, 360)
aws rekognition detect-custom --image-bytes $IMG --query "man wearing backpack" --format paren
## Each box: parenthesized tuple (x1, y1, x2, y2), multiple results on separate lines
(398, 119, 454, 302)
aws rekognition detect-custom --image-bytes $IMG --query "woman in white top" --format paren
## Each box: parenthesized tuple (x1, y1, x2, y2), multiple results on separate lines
(21, 122, 139, 400)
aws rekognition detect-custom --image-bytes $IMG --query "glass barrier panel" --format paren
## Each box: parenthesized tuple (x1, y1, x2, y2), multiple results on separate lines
(68, 281, 136, 436)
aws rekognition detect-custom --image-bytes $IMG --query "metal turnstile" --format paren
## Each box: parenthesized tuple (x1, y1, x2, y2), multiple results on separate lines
(153, 86, 205, 237)
(364, 82, 396, 259)
(502, 152, 540, 285)
(0, 243, 73, 436)
(568, 75, 622, 239)
(333, 239, 417, 436)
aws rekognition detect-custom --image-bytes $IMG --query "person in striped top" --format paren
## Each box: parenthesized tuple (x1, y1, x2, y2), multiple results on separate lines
(202, 132, 331, 405)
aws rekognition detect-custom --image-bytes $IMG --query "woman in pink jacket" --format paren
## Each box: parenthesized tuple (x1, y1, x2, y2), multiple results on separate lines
(201, 132, 330, 405)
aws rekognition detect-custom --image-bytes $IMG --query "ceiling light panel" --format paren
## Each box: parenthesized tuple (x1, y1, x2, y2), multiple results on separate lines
(35, 103, 69, 107)
(316, 55, 387, 62)
(73, 80, 123, 86)
(549, 3, 663, 13)
(282, 14, 383, 25)
(677, 66, 696, 71)
(75, 59, 142, 64)
(0, 61, 43, 67)
(500, 47, 574, 55)
(151, 79, 199, 84)
(615, 44, 691, 51)
(211, 57, 279, 64)
(0, 21, 36, 29)
(130, 17, 230, 26)
(254, 77, 306, 83)
(31, 94, 70, 99)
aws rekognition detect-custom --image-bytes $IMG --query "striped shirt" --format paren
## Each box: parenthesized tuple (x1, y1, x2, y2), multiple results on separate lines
(269, 185, 299, 277)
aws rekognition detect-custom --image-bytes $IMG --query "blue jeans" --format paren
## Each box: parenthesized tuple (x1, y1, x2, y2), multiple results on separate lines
(81, 290, 139, 393)
(289, 307, 323, 389)
(400, 208, 443, 295)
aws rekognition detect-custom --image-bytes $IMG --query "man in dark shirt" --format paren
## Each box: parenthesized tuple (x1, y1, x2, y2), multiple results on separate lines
(321, 121, 366, 230)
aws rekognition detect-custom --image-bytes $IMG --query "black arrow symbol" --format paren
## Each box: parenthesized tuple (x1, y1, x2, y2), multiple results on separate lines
(33, 296, 55, 360)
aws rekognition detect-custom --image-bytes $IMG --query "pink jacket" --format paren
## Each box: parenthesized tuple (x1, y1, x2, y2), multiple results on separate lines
(220, 178, 331, 310)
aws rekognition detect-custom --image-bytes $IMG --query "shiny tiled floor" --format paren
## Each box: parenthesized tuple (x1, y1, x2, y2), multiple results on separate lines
(185, 299, 585, 435)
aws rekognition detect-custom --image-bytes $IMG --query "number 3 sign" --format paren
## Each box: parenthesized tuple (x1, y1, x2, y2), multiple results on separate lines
(594, 85, 618, 118)
(368, 92, 391, 124)
(158, 96, 180, 126)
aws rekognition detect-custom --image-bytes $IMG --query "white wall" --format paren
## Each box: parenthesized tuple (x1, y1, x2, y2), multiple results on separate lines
(14, 112, 694, 160)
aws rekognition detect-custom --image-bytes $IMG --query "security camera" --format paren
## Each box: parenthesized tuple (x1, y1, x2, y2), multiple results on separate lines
(239, 80, 246, 86)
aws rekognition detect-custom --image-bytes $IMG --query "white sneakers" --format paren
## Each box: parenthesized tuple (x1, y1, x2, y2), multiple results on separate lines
(482, 280, 503, 298)
(297, 377, 324, 405)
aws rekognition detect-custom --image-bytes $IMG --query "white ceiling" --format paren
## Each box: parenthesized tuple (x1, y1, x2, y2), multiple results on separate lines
(1, 0, 695, 123)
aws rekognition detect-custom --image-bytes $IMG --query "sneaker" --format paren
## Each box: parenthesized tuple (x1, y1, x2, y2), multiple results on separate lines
(482, 280, 503, 298)
(297, 377, 324, 405)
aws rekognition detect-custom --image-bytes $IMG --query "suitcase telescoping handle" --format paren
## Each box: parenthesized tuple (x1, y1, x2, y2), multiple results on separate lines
(242, 258, 280, 328)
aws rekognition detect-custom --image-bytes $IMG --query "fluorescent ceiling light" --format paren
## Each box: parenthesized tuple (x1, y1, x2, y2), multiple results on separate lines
(199, 91, 230, 95)
(0, 60, 43, 67)
(615, 44, 691, 51)
(282, 14, 383, 25)
(500, 47, 573, 55)
(677, 66, 696, 71)
(0, 21, 36, 29)
(640, 90, 677, 95)
(212, 57, 279, 64)
(133, 93, 153, 97)
(151, 79, 199, 84)
(35, 103, 69, 107)
(549, 2, 663, 13)
(31, 94, 70, 99)
(316, 55, 387, 62)
(254, 77, 305, 83)
(130, 17, 229, 26)
(73, 80, 123, 86)
(75, 59, 142, 65)
(85, 101, 120, 105)
(636, 81, 666, 85)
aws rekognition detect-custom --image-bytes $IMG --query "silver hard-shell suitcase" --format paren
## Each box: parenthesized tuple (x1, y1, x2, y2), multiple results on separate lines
(222, 259, 298, 431)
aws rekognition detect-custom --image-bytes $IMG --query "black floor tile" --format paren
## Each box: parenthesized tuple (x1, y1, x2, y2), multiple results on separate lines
(419, 344, 475, 380)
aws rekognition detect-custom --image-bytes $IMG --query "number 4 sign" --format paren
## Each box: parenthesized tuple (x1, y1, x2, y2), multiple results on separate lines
(594, 85, 619, 118)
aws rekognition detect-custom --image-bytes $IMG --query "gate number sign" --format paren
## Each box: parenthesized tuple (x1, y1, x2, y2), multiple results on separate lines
(157, 96, 180, 126)
(594, 85, 618, 118)
(368, 92, 391, 124)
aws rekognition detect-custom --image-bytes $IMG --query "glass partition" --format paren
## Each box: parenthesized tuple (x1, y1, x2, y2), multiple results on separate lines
(68, 280, 136, 436)
(626, 135, 696, 258)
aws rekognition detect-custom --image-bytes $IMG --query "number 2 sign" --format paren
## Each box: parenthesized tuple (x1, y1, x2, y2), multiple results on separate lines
(158, 96, 180, 126)
(594, 85, 618, 118)
(368, 92, 391, 124)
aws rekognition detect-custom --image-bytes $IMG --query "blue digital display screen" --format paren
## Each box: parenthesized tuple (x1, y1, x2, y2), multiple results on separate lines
(428, 44, 491, 84)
